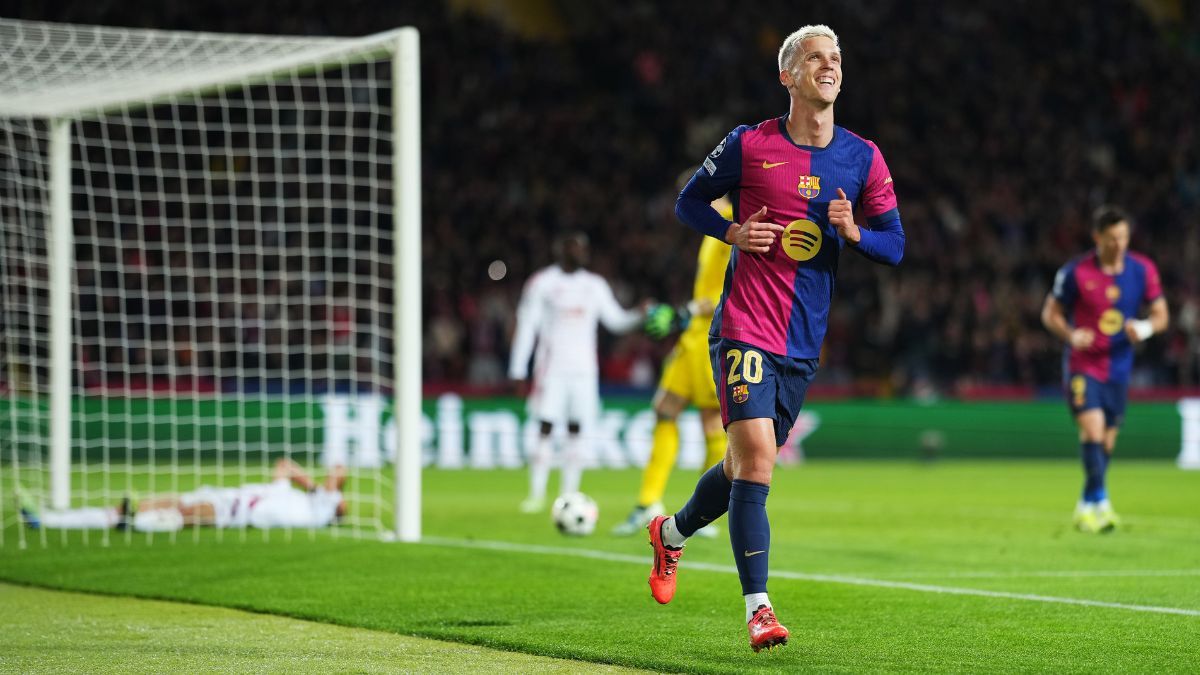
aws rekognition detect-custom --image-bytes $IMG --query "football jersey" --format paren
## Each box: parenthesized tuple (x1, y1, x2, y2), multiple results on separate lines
(1051, 251, 1162, 383)
(677, 117, 904, 358)
(508, 264, 643, 379)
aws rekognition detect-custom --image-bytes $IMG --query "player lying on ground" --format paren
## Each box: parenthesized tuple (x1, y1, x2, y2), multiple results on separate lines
(20, 458, 346, 532)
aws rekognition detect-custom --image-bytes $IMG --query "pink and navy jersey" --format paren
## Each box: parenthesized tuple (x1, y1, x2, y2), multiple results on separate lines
(1052, 251, 1162, 383)
(675, 116, 904, 358)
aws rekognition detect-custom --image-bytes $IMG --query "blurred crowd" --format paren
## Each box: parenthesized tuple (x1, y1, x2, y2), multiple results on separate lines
(3, 0, 1199, 397)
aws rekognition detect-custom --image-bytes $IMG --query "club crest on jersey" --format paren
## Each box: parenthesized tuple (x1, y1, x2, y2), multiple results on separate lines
(1106, 285, 1121, 301)
(796, 175, 821, 199)
(731, 384, 750, 404)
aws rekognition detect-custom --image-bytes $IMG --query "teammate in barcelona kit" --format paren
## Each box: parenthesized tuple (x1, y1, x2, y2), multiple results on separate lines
(509, 231, 649, 513)
(1041, 205, 1168, 534)
(645, 25, 904, 652)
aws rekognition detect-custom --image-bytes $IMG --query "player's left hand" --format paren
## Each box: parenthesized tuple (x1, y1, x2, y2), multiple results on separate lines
(1123, 319, 1154, 344)
(830, 188, 860, 244)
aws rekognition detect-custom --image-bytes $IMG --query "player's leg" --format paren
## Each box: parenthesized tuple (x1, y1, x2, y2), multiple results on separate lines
(614, 388, 685, 535)
(1068, 374, 1110, 532)
(522, 377, 565, 512)
(558, 377, 598, 498)
(560, 420, 585, 495)
(1074, 408, 1107, 533)
(522, 420, 555, 513)
(656, 338, 730, 541)
(35, 506, 121, 529)
(1095, 382, 1127, 531)
(647, 342, 742, 604)
(728, 352, 813, 650)
(686, 408, 728, 540)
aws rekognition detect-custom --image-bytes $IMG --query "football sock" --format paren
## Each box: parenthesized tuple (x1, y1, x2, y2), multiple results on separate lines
(673, 461, 733, 537)
(729, 479, 771, 595)
(1081, 441, 1106, 503)
(660, 515, 687, 549)
(703, 429, 726, 467)
(527, 436, 553, 503)
(637, 419, 679, 506)
(40, 507, 119, 529)
(560, 435, 585, 496)
(745, 593, 771, 622)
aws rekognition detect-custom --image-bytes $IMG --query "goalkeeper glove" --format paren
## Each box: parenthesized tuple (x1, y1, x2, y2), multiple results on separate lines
(644, 303, 693, 339)
(644, 304, 676, 339)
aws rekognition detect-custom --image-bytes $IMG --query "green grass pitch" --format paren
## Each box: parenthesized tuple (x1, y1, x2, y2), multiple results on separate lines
(2, 460, 1198, 673)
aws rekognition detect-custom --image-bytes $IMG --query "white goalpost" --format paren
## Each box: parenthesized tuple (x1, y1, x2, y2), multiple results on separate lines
(0, 18, 421, 545)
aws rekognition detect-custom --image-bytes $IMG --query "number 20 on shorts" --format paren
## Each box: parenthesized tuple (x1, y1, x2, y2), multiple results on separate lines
(726, 348, 763, 385)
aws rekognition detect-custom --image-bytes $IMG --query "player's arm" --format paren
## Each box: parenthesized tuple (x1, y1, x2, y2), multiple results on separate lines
(1042, 266, 1093, 349)
(507, 274, 544, 382)
(1124, 259, 1169, 343)
(595, 277, 647, 335)
(1125, 297, 1169, 344)
(676, 127, 781, 253)
(833, 143, 904, 265)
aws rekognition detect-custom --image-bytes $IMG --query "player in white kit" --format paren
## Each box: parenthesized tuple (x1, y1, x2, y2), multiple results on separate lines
(22, 459, 345, 531)
(509, 232, 649, 512)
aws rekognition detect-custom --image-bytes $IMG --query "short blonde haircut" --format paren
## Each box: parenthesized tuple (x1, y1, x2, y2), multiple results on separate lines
(778, 25, 840, 73)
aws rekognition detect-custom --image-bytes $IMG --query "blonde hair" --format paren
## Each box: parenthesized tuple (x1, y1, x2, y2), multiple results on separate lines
(778, 25, 840, 73)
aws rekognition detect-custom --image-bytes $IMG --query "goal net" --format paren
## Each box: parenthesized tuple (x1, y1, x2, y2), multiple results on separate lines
(0, 18, 422, 547)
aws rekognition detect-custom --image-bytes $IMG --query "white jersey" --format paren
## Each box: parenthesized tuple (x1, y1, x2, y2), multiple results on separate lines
(181, 479, 341, 529)
(508, 264, 642, 380)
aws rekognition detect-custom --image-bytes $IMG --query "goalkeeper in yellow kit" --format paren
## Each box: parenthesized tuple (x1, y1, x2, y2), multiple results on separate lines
(613, 196, 732, 537)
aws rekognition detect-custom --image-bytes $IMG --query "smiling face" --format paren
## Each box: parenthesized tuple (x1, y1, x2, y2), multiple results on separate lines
(781, 35, 841, 107)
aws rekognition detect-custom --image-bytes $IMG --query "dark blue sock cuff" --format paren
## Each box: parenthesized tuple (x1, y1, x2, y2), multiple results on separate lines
(1081, 441, 1103, 452)
(712, 461, 732, 488)
(730, 480, 770, 505)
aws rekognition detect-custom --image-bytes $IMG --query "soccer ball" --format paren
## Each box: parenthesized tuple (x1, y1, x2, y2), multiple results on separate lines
(551, 492, 599, 536)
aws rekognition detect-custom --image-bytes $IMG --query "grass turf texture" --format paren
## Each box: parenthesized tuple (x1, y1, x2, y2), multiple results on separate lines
(0, 583, 652, 674)
(2, 461, 1198, 673)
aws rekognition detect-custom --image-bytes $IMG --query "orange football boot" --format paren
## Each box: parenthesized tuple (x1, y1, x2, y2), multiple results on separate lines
(647, 514, 684, 604)
(748, 605, 789, 652)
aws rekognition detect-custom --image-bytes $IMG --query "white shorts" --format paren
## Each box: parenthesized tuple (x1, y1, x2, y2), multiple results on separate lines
(180, 483, 273, 529)
(529, 373, 598, 428)
(181, 480, 339, 529)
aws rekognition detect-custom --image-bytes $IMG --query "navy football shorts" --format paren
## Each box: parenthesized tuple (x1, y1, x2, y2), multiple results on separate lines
(709, 336, 819, 445)
(1066, 373, 1128, 428)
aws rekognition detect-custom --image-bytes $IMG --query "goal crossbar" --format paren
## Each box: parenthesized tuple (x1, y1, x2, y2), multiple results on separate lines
(0, 19, 409, 119)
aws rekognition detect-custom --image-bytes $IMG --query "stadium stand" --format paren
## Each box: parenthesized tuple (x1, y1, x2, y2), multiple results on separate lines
(4, 0, 1198, 397)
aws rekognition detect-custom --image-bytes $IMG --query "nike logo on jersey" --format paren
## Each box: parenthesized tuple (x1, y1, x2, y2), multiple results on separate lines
(762, 161, 788, 169)
(744, 550, 766, 557)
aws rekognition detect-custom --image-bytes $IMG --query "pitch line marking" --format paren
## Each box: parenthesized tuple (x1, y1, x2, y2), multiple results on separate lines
(873, 569, 1200, 579)
(420, 537, 1200, 618)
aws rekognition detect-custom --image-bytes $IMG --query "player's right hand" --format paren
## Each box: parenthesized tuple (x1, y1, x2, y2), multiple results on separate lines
(725, 206, 783, 254)
(644, 303, 676, 339)
(510, 378, 529, 398)
(1069, 328, 1095, 349)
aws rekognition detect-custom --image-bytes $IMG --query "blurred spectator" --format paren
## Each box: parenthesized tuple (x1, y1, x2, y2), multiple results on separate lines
(3, 1, 1199, 396)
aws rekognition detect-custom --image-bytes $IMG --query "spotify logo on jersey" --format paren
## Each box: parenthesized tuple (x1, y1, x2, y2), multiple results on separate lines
(1098, 308, 1125, 336)
(783, 219, 822, 262)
